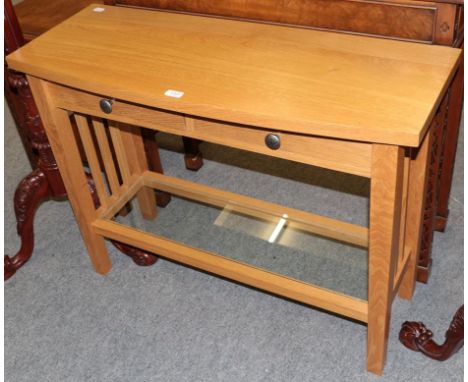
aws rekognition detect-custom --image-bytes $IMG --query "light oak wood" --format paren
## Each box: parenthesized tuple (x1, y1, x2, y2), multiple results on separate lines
(118, 123, 157, 220)
(46, 83, 373, 177)
(6, 5, 461, 147)
(92, 218, 368, 322)
(141, 171, 369, 247)
(96, 175, 143, 219)
(27, 76, 112, 274)
(368, 144, 404, 375)
(393, 247, 413, 297)
(75, 113, 110, 208)
(398, 124, 433, 299)
(189, 117, 372, 177)
(108, 121, 131, 182)
(92, 118, 121, 194)
(397, 153, 410, 270)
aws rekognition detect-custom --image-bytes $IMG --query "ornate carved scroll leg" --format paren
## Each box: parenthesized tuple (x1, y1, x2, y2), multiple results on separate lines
(85, 173, 158, 266)
(111, 241, 158, 266)
(399, 305, 464, 361)
(4, 169, 51, 280)
(182, 137, 203, 171)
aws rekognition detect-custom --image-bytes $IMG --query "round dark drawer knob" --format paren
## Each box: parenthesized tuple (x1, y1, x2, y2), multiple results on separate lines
(265, 133, 281, 150)
(99, 98, 113, 114)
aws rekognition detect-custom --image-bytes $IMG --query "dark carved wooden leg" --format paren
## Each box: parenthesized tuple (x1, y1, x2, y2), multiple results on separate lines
(85, 174, 158, 266)
(4, 169, 51, 280)
(417, 93, 448, 283)
(4, 0, 37, 169)
(182, 137, 203, 171)
(399, 305, 464, 361)
(112, 241, 158, 266)
(4, 68, 67, 280)
(435, 47, 463, 233)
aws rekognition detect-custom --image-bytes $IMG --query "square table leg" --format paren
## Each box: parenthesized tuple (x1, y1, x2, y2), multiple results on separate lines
(399, 127, 432, 299)
(27, 76, 112, 274)
(367, 144, 404, 374)
(121, 124, 157, 219)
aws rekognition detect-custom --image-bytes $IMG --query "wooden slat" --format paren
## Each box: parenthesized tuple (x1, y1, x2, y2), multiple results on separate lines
(108, 120, 131, 182)
(92, 118, 121, 195)
(75, 114, 110, 208)
(141, 171, 369, 247)
(92, 218, 368, 322)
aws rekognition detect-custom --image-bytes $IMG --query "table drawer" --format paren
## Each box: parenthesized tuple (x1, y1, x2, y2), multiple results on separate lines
(187, 117, 372, 178)
(111, 0, 456, 44)
(51, 83, 372, 178)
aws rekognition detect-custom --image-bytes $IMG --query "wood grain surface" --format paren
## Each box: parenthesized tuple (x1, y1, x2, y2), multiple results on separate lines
(7, 5, 461, 147)
(47, 82, 373, 177)
(368, 144, 404, 374)
(15, 0, 100, 40)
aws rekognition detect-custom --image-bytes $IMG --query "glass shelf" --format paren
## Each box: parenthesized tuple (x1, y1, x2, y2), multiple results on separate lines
(112, 185, 368, 301)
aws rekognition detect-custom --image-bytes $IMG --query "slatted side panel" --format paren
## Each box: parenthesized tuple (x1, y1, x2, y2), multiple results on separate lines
(108, 120, 132, 182)
(92, 117, 121, 195)
(74, 114, 111, 209)
(72, 114, 148, 214)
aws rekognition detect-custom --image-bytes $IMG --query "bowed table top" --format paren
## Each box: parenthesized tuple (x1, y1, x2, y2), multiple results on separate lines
(7, 4, 461, 147)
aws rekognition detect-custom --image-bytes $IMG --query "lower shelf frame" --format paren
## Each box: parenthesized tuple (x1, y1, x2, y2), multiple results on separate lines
(93, 171, 369, 323)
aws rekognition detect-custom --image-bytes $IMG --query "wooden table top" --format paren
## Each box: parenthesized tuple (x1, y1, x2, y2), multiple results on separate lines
(7, 4, 461, 146)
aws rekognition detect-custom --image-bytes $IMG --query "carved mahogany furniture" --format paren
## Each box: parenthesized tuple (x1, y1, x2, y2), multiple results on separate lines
(103, 0, 465, 284)
(6, 5, 461, 374)
(4, 0, 160, 279)
(4, 0, 66, 279)
(400, 305, 464, 361)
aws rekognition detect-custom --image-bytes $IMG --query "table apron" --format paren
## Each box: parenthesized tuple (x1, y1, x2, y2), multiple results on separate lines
(48, 82, 373, 178)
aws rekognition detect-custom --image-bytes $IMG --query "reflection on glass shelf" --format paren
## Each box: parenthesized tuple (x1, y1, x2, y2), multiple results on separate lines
(112, 194, 368, 300)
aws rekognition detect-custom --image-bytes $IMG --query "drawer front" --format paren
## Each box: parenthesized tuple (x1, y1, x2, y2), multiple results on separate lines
(113, 0, 441, 43)
(52, 82, 187, 131)
(188, 117, 372, 178)
(51, 83, 372, 178)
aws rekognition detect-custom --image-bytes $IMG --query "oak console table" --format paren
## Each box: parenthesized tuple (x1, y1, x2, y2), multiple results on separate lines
(6, 5, 461, 374)
(10, 0, 464, 283)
